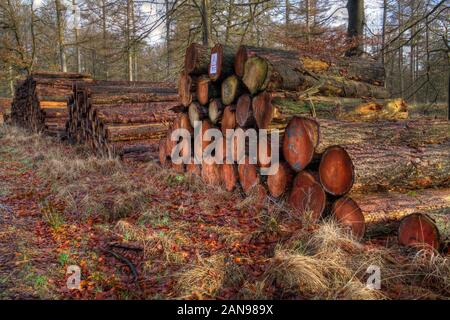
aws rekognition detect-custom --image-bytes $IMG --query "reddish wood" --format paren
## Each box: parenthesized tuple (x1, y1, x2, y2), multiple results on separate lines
(184, 43, 210, 75)
(282, 116, 315, 172)
(221, 105, 237, 133)
(238, 156, 260, 194)
(221, 163, 239, 192)
(196, 75, 219, 105)
(267, 162, 293, 198)
(331, 197, 365, 240)
(288, 171, 326, 222)
(319, 145, 355, 196)
(398, 213, 440, 250)
(236, 94, 255, 127)
(209, 44, 236, 81)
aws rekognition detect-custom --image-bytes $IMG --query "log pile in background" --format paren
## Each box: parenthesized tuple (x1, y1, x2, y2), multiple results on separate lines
(161, 43, 448, 249)
(0, 97, 12, 125)
(11, 72, 92, 137)
(67, 80, 181, 161)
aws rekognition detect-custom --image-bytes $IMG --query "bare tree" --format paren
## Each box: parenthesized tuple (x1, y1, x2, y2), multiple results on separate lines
(346, 0, 365, 56)
(55, 0, 67, 72)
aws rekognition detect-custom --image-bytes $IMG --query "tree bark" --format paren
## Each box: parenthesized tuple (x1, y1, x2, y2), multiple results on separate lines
(344, 143, 450, 192)
(346, 0, 365, 57)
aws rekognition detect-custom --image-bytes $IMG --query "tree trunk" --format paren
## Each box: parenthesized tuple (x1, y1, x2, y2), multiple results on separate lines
(346, 0, 365, 57)
(315, 119, 450, 153)
(55, 0, 67, 72)
(344, 143, 450, 192)
(350, 188, 450, 222)
(200, 0, 212, 46)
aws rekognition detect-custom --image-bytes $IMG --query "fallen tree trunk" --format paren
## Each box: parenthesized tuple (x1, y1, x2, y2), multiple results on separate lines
(344, 143, 450, 192)
(251, 93, 405, 129)
(243, 54, 389, 98)
(235, 45, 385, 85)
(315, 119, 450, 153)
(350, 188, 450, 223)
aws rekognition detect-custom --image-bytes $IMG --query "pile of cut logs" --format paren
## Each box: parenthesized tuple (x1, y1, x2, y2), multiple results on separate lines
(11, 72, 92, 137)
(0, 97, 12, 125)
(67, 80, 181, 161)
(160, 43, 450, 250)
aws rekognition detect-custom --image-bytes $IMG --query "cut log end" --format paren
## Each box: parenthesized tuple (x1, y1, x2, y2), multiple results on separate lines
(208, 99, 224, 125)
(242, 56, 268, 95)
(332, 197, 365, 240)
(185, 43, 209, 75)
(252, 91, 273, 129)
(288, 171, 326, 222)
(398, 213, 440, 250)
(178, 73, 194, 107)
(267, 162, 293, 198)
(238, 157, 260, 195)
(221, 106, 237, 134)
(188, 102, 208, 128)
(282, 117, 315, 172)
(236, 94, 255, 128)
(221, 163, 238, 192)
(234, 45, 248, 78)
(319, 145, 354, 196)
(221, 75, 241, 105)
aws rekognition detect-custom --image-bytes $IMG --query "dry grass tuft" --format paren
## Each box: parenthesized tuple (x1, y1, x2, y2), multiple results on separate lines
(175, 254, 226, 298)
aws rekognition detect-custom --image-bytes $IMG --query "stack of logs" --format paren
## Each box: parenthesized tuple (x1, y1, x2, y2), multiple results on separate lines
(160, 43, 450, 250)
(11, 72, 92, 137)
(0, 97, 12, 125)
(67, 80, 181, 161)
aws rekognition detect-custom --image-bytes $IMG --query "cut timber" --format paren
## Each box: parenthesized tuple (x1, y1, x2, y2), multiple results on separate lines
(221, 75, 243, 105)
(236, 94, 255, 127)
(193, 120, 214, 162)
(267, 162, 293, 198)
(235, 45, 385, 85)
(188, 102, 208, 128)
(221, 106, 237, 133)
(255, 96, 407, 128)
(398, 213, 440, 250)
(315, 119, 450, 153)
(350, 188, 450, 223)
(288, 171, 326, 222)
(208, 99, 224, 125)
(209, 44, 236, 81)
(178, 73, 197, 107)
(332, 197, 365, 240)
(221, 163, 239, 192)
(319, 146, 354, 196)
(238, 157, 260, 194)
(282, 117, 315, 172)
(344, 143, 450, 192)
(196, 75, 219, 105)
(201, 156, 221, 185)
(242, 54, 389, 98)
(185, 43, 210, 75)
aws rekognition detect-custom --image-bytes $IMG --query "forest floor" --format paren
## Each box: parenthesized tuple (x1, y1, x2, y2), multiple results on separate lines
(0, 125, 449, 300)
